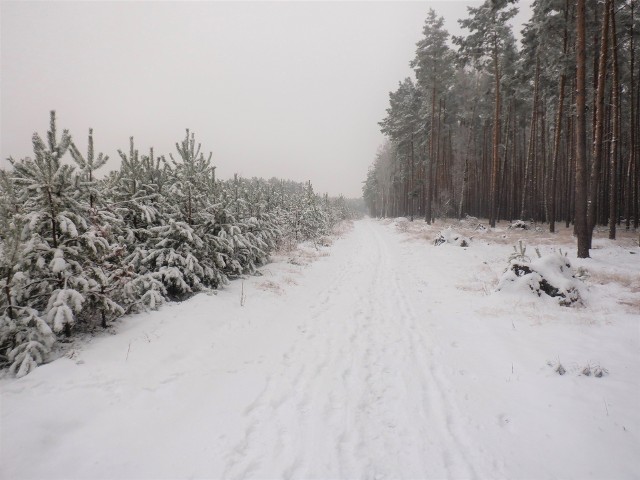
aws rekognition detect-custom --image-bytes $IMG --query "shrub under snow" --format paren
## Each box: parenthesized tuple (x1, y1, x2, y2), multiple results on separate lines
(459, 215, 486, 231)
(507, 219, 530, 230)
(497, 247, 584, 307)
(434, 227, 470, 247)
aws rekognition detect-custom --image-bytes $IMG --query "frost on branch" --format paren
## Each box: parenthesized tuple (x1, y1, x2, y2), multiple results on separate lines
(1, 309, 56, 378)
(46, 289, 85, 333)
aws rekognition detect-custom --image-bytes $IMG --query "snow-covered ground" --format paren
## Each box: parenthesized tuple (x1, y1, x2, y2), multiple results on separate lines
(2, 218, 639, 479)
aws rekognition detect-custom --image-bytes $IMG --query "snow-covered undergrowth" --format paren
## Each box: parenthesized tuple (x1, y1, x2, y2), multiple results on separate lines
(1, 218, 637, 479)
(386, 216, 639, 478)
(433, 226, 471, 247)
(507, 219, 532, 230)
(497, 242, 585, 306)
(391, 216, 639, 312)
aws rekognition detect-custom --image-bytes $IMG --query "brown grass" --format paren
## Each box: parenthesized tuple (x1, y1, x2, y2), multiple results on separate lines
(588, 270, 640, 292)
(618, 297, 640, 312)
(332, 220, 354, 237)
(257, 280, 285, 295)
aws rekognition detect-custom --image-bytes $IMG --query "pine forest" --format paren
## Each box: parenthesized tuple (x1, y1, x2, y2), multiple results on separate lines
(364, 0, 639, 259)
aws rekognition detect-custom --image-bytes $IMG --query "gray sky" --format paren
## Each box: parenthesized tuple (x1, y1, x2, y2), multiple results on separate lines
(1, 1, 531, 198)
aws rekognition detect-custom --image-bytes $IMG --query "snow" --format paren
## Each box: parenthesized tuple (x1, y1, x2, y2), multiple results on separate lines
(433, 226, 471, 247)
(49, 249, 67, 273)
(497, 248, 585, 306)
(1, 218, 639, 479)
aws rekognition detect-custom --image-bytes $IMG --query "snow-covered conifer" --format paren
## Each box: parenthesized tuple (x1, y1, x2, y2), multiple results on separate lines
(9, 111, 95, 336)
(69, 128, 109, 209)
(0, 114, 356, 377)
(142, 220, 208, 298)
(169, 129, 213, 225)
(0, 158, 56, 375)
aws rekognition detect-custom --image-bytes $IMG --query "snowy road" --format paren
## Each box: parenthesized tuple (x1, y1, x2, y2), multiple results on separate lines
(2, 219, 639, 479)
(221, 219, 478, 479)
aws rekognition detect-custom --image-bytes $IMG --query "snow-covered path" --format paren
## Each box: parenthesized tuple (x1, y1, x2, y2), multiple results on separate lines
(221, 219, 478, 479)
(2, 219, 639, 479)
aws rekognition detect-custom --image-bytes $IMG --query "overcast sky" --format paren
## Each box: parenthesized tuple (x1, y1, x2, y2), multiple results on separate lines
(1, 1, 531, 198)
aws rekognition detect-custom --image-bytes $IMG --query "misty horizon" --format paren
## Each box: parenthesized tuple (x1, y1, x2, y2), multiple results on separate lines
(1, 1, 531, 198)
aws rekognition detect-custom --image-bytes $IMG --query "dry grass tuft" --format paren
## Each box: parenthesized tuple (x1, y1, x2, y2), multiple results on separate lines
(332, 220, 354, 237)
(588, 270, 640, 292)
(317, 236, 333, 247)
(257, 280, 285, 295)
(455, 282, 487, 293)
(618, 297, 640, 312)
(395, 219, 411, 232)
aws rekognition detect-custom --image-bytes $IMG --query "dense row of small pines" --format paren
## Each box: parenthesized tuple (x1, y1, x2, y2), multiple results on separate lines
(0, 112, 356, 377)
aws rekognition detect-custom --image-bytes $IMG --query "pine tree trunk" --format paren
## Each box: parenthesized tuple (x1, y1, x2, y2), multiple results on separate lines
(550, 80, 566, 233)
(188, 183, 193, 225)
(498, 103, 511, 222)
(424, 85, 436, 224)
(511, 104, 517, 220)
(234, 173, 239, 216)
(608, 0, 619, 240)
(490, 37, 501, 228)
(635, 60, 640, 228)
(588, 0, 610, 246)
(625, 1, 635, 229)
(459, 108, 475, 219)
(87, 128, 95, 209)
(550, 0, 569, 233)
(540, 101, 547, 222)
(410, 137, 415, 221)
(575, 0, 590, 258)
(566, 93, 575, 229)
(46, 187, 58, 249)
(101, 286, 107, 328)
(4, 277, 14, 320)
(522, 57, 540, 220)
(435, 98, 443, 218)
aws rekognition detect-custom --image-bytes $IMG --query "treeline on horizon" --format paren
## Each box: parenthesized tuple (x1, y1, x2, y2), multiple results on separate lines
(363, 0, 639, 258)
(0, 111, 359, 377)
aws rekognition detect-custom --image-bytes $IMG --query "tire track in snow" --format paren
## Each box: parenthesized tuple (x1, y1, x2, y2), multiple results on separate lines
(288, 225, 379, 478)
(343, 220, 414, 476)
(221, 219, 477, 479)
(368, 223, 436, 476)
(372, 222, 478, 479)
(222, 236, 364, 479)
